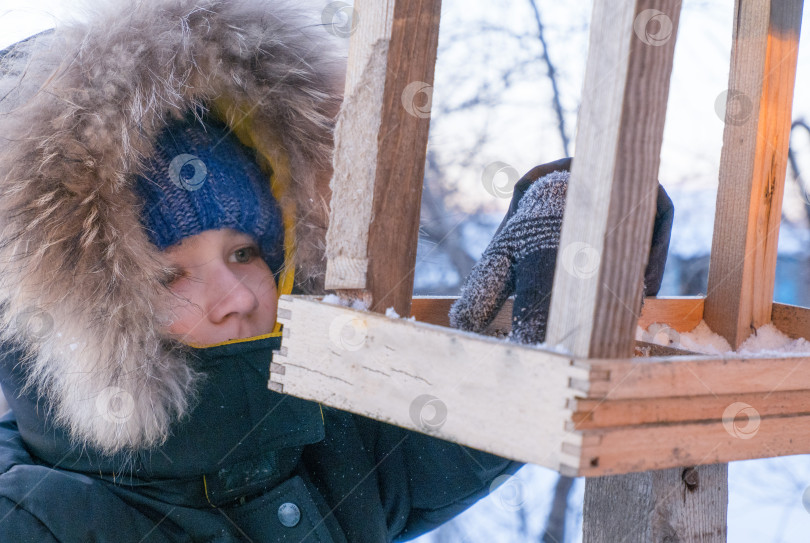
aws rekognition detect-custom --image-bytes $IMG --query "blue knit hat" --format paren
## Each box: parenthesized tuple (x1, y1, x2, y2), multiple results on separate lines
(135, 110, 285, 279)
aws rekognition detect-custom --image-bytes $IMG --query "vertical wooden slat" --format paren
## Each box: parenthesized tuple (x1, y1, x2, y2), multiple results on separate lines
(544, 0, 679, 359)
(537, 1, 727, 541)
(544, 0, 679, 378)
(324, 0, 441, 316)
(704, 0, 804, 349)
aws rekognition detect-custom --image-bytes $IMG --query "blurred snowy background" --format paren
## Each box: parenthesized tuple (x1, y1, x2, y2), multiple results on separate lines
(4, 0, 810, 541)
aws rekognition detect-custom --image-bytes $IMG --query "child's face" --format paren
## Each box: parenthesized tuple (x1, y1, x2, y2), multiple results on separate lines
(161, 228, 279, 346)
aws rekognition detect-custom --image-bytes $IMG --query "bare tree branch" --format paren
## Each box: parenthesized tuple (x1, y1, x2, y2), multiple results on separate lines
(528, 0, 570, 156)
(542, 474, 575, 542)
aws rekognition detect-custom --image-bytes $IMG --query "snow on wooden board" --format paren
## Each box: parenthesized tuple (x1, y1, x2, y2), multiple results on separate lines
(640, 320, 810, 355)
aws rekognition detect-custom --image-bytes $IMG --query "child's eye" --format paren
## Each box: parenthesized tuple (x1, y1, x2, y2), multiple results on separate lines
(231, 246, 260, 264)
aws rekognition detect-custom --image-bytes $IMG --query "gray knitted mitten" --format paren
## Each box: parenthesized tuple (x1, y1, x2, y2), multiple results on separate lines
(449, 170, 568, 344)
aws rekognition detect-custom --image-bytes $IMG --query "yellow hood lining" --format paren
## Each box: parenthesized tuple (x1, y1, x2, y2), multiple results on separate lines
(210, 100, 297, 337)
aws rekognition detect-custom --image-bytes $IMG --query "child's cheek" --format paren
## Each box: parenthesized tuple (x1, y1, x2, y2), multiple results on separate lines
(263, 291, 279, 327)
(255, 272, 279, 327)
(163, 280, 205, 337)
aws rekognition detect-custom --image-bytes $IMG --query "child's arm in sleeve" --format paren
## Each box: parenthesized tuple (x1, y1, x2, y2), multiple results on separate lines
(393, 432, 522, 541)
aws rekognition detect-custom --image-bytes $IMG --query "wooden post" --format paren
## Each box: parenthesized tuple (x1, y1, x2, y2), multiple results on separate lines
(544, 0, 680, 360)
(324, 0, 441, 316)
(540, 1, 725, 541)
(704, 0, 803, 349)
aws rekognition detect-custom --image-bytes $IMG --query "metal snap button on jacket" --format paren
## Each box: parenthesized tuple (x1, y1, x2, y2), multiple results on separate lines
(277, 502, 301, 527)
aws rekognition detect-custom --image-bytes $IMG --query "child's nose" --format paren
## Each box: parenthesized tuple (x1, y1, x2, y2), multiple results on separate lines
(206, 266, 259, 324)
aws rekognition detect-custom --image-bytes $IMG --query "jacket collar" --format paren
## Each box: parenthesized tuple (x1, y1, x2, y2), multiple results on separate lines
(1, 332, 325, 490)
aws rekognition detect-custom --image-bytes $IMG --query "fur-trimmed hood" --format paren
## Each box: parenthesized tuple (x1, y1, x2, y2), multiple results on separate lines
(0, 0, 344, 454)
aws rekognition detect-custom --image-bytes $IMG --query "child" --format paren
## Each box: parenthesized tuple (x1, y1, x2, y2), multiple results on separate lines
(0, 2, 520, 541)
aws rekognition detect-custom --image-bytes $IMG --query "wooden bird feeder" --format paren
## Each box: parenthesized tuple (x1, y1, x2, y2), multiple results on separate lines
(269, 0, 806, 539)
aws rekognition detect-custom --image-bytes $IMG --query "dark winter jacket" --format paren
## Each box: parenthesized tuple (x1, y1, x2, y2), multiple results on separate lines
(0, 1, 519, 541)
(0, 333, 517, 542)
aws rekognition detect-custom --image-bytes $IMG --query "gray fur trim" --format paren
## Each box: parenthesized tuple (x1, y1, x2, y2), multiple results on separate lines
(0, 0, 344, 454)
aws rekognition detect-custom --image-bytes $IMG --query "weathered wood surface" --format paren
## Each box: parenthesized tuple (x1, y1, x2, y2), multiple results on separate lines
(771, 302, 810, 341)
(324, 0, 395, 292)
(324, 0, 442, 317)
(544, 0, 680, 360)
(703, 0, 804, 349)
(585, 353, 810, 399)
(578, 415, 810, 477)
(572, 389, 810, 429)
(583, 465, 728, 542)
(270, 295, 810, 477)
(271, 296, 586, 474)
(532, 0, 696, 539)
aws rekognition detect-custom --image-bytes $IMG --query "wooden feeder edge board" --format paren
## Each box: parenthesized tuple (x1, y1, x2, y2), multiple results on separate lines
(271, 296, 810, 477)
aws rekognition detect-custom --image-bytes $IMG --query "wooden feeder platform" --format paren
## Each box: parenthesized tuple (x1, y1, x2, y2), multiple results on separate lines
(272, 296, 810, 477)
(269, 0, 806, 540)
